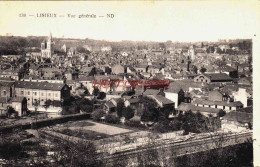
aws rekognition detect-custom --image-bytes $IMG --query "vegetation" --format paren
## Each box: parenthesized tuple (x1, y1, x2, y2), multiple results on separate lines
(123, 106, 135, 120)
(105, 114, 120, 124)
(91, 109, 106, 121)
(140, 96, 159, 122)
(116, 99, 125, 118)
(6, 107, 18, 118)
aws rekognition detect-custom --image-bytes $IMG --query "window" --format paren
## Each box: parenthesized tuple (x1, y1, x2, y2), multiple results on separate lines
(34, 92, 37, 96)
(215, 105, 217, 108)
(28, 98, 30, 100)
(55, 93, 58, 97)
(28, 91, 30, 95)
(41, 93, 44, 96)
(223, 106, 225, 109)
(21, 91, 24, 95)
(48, 93, 51, 96)
(3, 91, 6, 96)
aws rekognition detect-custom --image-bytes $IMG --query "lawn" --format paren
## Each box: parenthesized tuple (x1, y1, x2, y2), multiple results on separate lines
(68, 120, 133, 135)
(57, 128, 108, 140)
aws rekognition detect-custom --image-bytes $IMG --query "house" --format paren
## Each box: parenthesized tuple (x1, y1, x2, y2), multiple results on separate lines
(147, 65, 162, 75)
(164, 87, 185, 108)
(0, 68, 20, 80)
(218, 65, 238, 78)
(237, 77, 252, 86)
(10, 97, 27, 116)
(208, 90, 223, 102)
(124, 65, 135, 74)
(149, 95, 175, 108)
(0, 97, 8, 116)
(15, 81, 70, 112)
(233, 88, 250, 107)
(0, 97, 27, 117)
(0, 81, 15, 98)
(104, 100, 116, 113)
(177, 102, 222, 117)
(135, 65, 148, 73)
(192, 98, 243, 112)
(111, 64, 124, 75)
(143, 88, 164, 96)
(194, 73, 233, 83)
(124, 97, 143, 116)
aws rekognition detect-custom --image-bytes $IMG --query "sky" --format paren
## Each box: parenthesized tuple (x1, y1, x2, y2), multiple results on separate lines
(0, 1, 259, 42)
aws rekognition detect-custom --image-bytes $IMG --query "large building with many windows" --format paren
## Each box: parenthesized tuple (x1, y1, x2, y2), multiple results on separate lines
(15, 81, 70, 110)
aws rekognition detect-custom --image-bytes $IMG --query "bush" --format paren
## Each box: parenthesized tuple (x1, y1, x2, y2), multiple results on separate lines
(217, 110, 226, 117)
(91, 109, 106, 121)
(105, 114, 119, 124)
(123, 107, 135, 120)
(124, 120, 147, 129)
(6, 107, 18, 118)
(62, 106, 80, 115)
(80, 105, 93, 113)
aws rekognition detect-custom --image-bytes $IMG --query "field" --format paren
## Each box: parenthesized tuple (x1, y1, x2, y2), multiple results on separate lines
(52, 120, 140, 141)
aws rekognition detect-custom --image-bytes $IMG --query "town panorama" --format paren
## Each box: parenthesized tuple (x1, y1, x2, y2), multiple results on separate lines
(0, 34, 253, 166)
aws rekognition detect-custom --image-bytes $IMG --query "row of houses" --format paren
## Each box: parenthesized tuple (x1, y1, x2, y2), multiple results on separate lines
(0, 79, 71, 116)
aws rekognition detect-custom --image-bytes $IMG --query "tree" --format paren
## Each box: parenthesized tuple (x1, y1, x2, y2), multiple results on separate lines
(97, 92, 106, 100)
(44, 58, 52, 63)
(92, 87, 100, 96)
(51, 140, 100, 167)
(169, 119, 182, 131)
(6, 107, 18, 118)
(44, 100, 52, 110)
(62, 105, 80, 115)
(116, 99, 125, 118)
(91, 109, 105, 121)
(123, 106, 135, 120)
(105, 114, 119, 124)
(200, 67, 207, 73)
(217, 110, 226, 117)
(89, 67, 97, 76)
(191, 65, 198, 74)
(140, 96, 159, 122)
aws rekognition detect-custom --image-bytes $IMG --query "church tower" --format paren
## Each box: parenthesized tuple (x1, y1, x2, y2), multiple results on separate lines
(41, 32, 54, 58)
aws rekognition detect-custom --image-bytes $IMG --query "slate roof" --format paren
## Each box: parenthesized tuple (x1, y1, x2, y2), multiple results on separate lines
(152, 95, 174, 105)
(10, 97, 26, 102)
(0, 77, 15, 82)
(203, 73, 233, 81)
(177, 102, 221, 113)
(105, 101, 116, 108)
(193, 98, 243, 107)
(143, 89, 160, 95)
(0, 81, 14, 87)
(127, 98, 141, 104)
(236, 106, 252, 113)
(15, 81, 66, 91)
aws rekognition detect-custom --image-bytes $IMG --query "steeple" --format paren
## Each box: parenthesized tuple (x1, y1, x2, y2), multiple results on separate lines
(48, 32, 52, 42)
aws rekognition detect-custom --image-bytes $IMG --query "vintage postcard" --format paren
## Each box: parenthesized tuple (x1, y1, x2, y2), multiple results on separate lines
(0, 1, 259, 167)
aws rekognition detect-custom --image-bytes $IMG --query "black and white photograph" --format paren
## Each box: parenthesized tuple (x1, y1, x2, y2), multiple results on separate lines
(0, 1, 259, 167)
